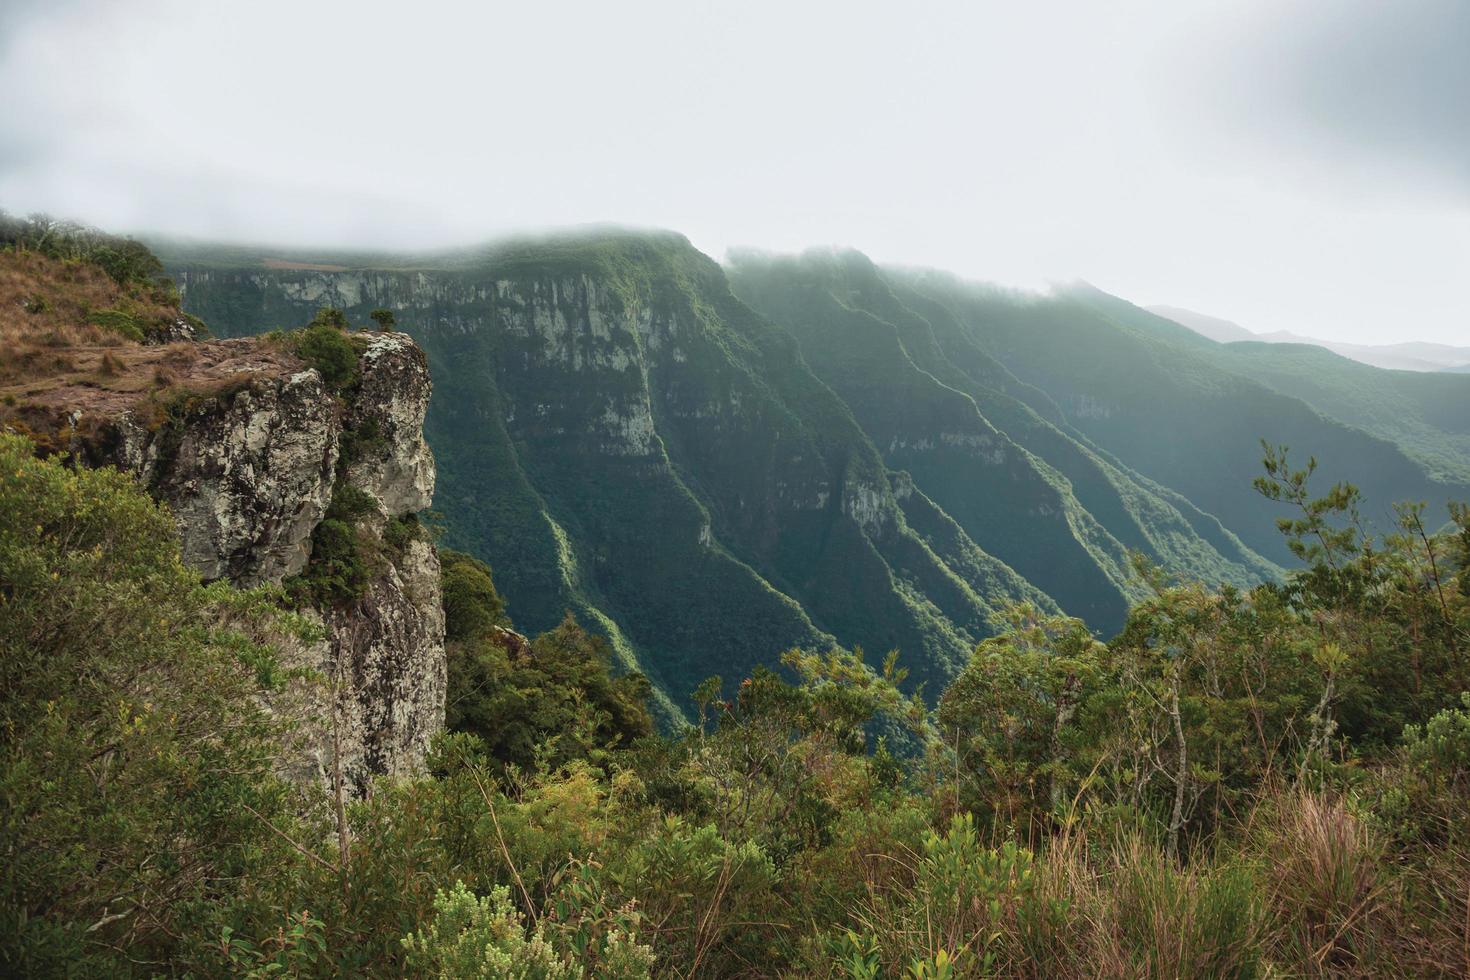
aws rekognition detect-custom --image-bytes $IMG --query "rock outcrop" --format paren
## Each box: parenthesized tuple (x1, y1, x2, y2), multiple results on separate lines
(49, 331, 444, 792)
(109, 367, 340, 585)
(342, 332, 436, 516)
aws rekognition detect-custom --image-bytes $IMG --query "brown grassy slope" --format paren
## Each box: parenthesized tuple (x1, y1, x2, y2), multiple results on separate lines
(0, 249, 303, 448)
(0, 249, 180, 368)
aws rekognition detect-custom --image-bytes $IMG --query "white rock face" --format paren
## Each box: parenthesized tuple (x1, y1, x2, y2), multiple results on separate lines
(344, 333, 436, 514)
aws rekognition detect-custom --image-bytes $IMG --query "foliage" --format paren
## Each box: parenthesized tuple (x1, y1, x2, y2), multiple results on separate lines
(937, 604, 1104, 837)
(0, 210, 168, 291)
(289, 483, 380, 606)
(0, 433, 311, 975)
(400, 881, 653, 979)
(293, 320, 359, 392)
(446, 607, 653, 773)
(442, 548, 508, 641)
(5, 326, 1470, 980)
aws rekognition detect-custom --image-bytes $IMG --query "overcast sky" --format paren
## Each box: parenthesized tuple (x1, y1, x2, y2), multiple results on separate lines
(1, 0, 1466, 345)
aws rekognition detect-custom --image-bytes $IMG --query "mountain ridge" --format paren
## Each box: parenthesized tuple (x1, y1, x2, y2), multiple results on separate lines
(153, 227, 1467, 714)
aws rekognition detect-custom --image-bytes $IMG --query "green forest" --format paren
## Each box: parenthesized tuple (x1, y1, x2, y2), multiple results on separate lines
(4, 224, 1470, 977)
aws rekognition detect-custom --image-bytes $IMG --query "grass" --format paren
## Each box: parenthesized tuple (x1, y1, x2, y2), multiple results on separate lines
(0, 250, 178, 373)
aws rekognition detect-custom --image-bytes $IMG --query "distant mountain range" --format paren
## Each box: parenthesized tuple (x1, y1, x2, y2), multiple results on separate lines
(1147, 305, 1470, 373)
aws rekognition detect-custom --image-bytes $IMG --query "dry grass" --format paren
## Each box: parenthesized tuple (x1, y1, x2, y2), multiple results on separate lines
(0, 249, 308, 447)
(1259, 791, 1386, 976)
(0, 250, 177, 369)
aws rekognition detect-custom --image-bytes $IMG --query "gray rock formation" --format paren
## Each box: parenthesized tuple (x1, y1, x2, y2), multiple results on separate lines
(98, 332, 445, 792)
(343, 332, 435, 515)
(110, 369, 339, 585)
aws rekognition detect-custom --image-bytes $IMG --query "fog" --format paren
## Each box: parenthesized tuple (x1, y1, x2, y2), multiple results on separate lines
(0, 0, 1465, 345)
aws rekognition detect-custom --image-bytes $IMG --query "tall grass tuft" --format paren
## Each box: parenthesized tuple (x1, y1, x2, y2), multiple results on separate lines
(1261, 791, 1385, 976)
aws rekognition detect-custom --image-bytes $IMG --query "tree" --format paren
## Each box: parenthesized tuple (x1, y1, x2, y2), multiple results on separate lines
(937, 603, 1103, 837)
(310, 306, 350, 330)
(441, 549, 507, 641)
(369, 307, 396, 332)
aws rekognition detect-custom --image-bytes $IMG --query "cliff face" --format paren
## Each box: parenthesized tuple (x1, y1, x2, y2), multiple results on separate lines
(166, 238, 1058, 720)
(108, 358, 339, 585)
(6, 320, 445, 792)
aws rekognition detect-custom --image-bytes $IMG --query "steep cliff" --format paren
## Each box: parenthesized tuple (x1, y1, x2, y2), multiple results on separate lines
(0, 257, 445, 792)
(164, 238, 1064, 717)
(151, 228, 1470, 719)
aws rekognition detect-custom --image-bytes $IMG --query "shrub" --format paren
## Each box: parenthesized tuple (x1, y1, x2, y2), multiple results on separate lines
(86, 307, 146, 342)
(402, 882, 576, 978)
(0, 433, 308, 974)
(402, 879, 654, 979)
(441, 548, 508, 641)
(293, 322, 359, 392)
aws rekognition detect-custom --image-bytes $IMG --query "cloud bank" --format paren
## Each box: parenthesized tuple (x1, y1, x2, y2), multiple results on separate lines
(0, 0, 1465, 345)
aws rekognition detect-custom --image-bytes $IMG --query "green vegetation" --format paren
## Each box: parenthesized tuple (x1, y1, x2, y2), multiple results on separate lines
(0, 433, 316, 975)
(290, 311, 360, 392)
(1, 210, 170, 294)
(4, 425, 1470, 975)
(369, 307, 396, 331)
(442, 549, 652, 773)
(885, 273, 1469, 568)
(290, 482, 379, 606)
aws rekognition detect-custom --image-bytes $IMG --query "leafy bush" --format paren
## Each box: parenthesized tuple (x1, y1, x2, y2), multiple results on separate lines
(0, 433, 311, 975)
(5, 426, 1470, 977)
(293, 322, 359, 392)
(401, 882, 582, 979)
(289, 483, 380, 606)
(442, 548, 508, 641)
(447, 611, 653, 772)
(402, 880, 653, 979)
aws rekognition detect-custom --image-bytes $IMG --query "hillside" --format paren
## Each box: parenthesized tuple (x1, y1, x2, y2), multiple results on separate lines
(1148, 303, 1470, 372)
(1144, 304, 1255, 343)
(875, 273, 1467, 566)
(1079, 292, 1470, 488)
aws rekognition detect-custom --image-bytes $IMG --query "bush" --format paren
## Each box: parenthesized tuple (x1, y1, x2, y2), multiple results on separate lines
(0, 433, 309, 974)
(402, 880, 653, 979)
(293, 322, 359, 392)
(441, 548, 508, 641)
(86, 307, 146, 342)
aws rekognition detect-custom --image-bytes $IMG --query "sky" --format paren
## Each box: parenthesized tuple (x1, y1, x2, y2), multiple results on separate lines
(0, 0, 1466, 345)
